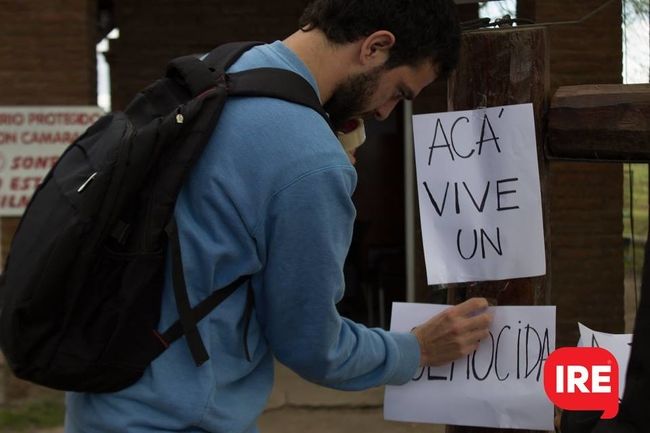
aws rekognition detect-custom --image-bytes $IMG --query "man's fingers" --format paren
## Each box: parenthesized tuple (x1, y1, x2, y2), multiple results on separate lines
(416, 298, 494, 366)
(462, 311, 493, 333)
(457, 328, 491, 357)
(467, 327, 491, 344)
(453, 297, 489, 317)
(443, 313, 491, 338)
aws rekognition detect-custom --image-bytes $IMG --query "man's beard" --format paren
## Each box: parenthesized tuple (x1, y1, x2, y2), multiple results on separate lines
(324, 66, 383, 131)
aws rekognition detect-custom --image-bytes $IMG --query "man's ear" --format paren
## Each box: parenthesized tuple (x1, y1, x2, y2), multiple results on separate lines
(359, 31, 395, 68)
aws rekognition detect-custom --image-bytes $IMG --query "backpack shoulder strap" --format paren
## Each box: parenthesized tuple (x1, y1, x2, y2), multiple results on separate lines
(163, 217, 250, 366)
(227, 68, 334, 132)
(166, 42, 264, 98)
(167, 43, 334, 131)
(203, 41, 264, 72)
(205, 43, 333, 131)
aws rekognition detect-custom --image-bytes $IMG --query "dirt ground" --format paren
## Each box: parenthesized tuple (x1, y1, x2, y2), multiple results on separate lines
(27, 364, 444, 433)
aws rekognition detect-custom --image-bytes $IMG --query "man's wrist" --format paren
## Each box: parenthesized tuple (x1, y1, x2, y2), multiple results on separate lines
(410, 326, 425, 366)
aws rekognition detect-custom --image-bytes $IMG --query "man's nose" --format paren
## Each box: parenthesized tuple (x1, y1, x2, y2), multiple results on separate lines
(374, 100, 400, 121)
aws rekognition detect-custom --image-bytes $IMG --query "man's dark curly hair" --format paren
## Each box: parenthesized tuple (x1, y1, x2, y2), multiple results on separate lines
(299, 0, 461, 78)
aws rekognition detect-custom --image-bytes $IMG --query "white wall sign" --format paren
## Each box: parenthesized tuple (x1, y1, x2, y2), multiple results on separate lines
(385, 303, 555, 431)
(577, 323, 632, 400)
(0, 106, 103, 216)
(413, 103, 546, 285)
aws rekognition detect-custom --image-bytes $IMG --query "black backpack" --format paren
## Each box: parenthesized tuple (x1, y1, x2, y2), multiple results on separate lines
(0, 41, 332, 393)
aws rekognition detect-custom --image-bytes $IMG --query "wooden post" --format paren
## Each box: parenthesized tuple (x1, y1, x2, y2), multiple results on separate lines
(445, 27, 550, 433)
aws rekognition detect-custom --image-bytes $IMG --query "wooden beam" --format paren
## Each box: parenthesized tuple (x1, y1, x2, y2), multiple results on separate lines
(548, 84, 650, 161)
(446, 26, 550, 433)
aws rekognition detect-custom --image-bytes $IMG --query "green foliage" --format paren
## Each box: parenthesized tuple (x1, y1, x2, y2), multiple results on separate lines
(0, 397, 65, 432)
(623, 164, 648, 276)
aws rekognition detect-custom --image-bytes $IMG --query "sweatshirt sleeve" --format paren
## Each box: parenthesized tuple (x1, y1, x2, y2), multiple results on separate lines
(253, 165, 420, 390)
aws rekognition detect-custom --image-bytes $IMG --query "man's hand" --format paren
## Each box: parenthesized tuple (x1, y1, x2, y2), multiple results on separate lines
(411, 297, 492, 366)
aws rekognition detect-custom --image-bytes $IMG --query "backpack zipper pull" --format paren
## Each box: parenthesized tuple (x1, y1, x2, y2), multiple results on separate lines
(77, 172, 98, 193)
(176, 107, 184, 124)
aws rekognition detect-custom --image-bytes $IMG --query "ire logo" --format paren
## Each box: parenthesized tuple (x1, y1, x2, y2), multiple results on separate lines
(543, 347, 619, 419)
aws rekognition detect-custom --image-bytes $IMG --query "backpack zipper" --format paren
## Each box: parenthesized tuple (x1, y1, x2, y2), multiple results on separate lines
(77, 172, 98, 193)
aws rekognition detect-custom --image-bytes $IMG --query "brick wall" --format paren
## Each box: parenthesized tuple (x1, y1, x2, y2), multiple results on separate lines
(519, 0, 625, 346)
(110, 0, 310, 110)
(0, 0, 97, 401)
(0, 1, 97, 105)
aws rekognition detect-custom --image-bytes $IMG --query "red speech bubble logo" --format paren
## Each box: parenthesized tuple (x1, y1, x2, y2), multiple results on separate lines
(544, 347, 619, 419)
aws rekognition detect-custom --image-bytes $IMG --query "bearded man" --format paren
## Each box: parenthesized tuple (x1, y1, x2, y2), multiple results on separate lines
(65, 1, 492, 432)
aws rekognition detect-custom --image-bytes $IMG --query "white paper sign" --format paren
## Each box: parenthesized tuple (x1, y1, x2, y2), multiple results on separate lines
(413, 104, 546, 285)
(0, 106, 104, 216)
(384, 302, 555, 431)
(577, 323, 632, 400)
